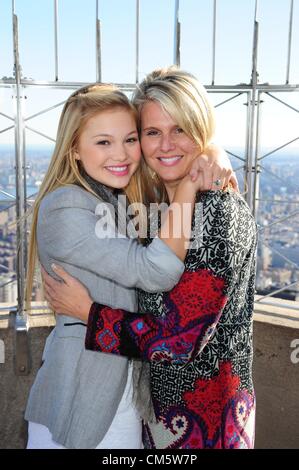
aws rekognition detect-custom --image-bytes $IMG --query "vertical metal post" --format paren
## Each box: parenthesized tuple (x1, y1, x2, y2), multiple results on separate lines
(173, 0, 180, 66)
(254, 0, 259, 23)
(12, 7, 31, 375)
(246, 1, 259, 210)
(244, 91, 251, 194)
(286, 0, 294, 84)
(96, 0, 102, 82)
(252, 91, 262, 218)
(13, 13, 26, 309)
(54, 0, 59, 81)
(212, 0, 217, 85)
(135, 0, 140, 83)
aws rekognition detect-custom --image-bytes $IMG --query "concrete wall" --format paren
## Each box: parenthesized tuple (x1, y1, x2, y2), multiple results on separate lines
(253, 299, 299, 449)
(0, 309, 55, 449)
(0, 301, 298, 449)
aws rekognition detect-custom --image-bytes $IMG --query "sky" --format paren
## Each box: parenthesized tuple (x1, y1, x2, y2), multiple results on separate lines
(0, 0, 298, 151)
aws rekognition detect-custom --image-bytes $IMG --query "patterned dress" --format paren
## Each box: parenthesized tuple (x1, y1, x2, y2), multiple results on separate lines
(85, 190, 257, 449)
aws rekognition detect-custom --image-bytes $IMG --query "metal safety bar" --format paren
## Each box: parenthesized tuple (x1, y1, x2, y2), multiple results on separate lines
(135, 0, 140, 83)
(173, 0, 180, 67)
(96, 0, 102, 82)
(212, 0, 217, 85)
(286, 0, 294, 85)
(54, 0, 59, 82)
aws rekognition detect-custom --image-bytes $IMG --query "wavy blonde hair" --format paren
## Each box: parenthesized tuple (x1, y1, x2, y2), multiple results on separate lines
(127, 66, 216, 205)
(26, 69, 216, 305)
(26, 83, 140, 309)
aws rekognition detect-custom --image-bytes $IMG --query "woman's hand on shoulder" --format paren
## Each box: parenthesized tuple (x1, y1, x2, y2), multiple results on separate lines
(41, 265, 93, 322)
(189, 143, 239, 191)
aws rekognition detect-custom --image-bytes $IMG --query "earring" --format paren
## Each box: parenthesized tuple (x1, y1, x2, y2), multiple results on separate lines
(149, 169, 158, 181)
(74, 150, 80, 161)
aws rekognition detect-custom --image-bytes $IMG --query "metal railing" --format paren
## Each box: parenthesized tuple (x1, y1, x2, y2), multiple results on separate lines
(0, 0, 298, 373)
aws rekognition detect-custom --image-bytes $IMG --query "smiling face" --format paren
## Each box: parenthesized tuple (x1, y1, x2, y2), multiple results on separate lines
(140, 100, 199, 191)
(75, 108, 141, 189)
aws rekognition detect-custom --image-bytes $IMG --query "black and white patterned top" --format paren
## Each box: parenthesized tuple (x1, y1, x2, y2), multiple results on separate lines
(86, 189, 257, 449)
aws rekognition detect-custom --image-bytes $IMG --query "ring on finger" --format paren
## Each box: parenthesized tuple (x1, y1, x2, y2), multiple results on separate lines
(213, 179, 222, 187)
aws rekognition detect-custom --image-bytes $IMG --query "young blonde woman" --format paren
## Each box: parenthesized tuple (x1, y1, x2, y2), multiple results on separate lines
(25, 81, 233, 449)
(44, 67, 257, 449)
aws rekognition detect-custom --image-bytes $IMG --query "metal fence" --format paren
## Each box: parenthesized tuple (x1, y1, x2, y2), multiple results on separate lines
(0, 0, 298, 373)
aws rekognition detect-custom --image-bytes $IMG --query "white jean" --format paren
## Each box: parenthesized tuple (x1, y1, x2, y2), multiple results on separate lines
(27, 364, 143, 449)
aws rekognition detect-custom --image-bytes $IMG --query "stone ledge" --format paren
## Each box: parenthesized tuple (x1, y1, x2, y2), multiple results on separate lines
(254, 296, 299, 329)
(1, 298, 298, 330)
(0, 301, 55, 329)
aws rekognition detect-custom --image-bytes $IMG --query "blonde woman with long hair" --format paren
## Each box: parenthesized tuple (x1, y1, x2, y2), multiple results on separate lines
(25, 79, 233, 449)
(43, 67, 257, 449)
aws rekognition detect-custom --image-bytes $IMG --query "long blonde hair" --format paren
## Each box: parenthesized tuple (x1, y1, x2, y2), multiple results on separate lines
(26, 70, 216, 305)
(26, 83, 140, 309)
(128, 66, 216, 205)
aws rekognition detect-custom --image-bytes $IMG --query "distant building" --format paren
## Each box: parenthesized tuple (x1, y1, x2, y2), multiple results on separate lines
(0, 275, 17, 304)
(256, 270, 273, 291)
(0, 212, 8, 226)
(258, 243, 272, 271)
(271, 269, 291, 286)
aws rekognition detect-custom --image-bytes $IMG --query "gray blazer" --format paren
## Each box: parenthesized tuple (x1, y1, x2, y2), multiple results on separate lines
(25, 184, 184, 449)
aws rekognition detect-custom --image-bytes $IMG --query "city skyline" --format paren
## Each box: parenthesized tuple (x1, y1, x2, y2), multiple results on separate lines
(0, 144, 298, 303)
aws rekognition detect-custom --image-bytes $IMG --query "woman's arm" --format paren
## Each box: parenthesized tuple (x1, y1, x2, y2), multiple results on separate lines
(41, 144, 235, 298)
(40, 177, 199, 314)
(43, 191, 257, 363)
(40, 154, 235, 318)
(83, 191, 257, 363)
(39, 177, 200, 295)
(42, 264, 227, 363)
(191, 143, 238, 191)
